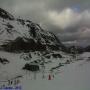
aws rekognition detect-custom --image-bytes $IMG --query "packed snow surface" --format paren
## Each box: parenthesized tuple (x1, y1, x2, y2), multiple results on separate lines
(22, 59, 90, 90)
(0, 51, 90, 90)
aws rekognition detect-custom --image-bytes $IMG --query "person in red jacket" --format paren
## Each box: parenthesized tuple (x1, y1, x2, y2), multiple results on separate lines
(48, 74, 51, 80)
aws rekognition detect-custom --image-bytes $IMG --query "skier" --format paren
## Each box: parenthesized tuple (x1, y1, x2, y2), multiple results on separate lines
(48, 70, 54, 80)
(48, 74, 51, 80)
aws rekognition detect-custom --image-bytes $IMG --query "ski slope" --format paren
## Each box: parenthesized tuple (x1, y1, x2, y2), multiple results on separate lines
(0, 51, 90, 90)
(21, 52, 90, 90)
(22, 59, 90, 90)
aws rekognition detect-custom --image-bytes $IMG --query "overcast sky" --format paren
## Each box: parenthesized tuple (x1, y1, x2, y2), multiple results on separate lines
(0, 0, 90, 47)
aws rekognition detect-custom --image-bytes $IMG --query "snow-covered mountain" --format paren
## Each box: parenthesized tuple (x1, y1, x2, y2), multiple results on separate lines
(0, 8, 90, 90)
(0, 8, 67, 87)
(0, 8, 64, 52)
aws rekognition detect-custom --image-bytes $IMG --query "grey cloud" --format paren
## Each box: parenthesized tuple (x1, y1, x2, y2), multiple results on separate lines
(0, 0, 90, 46)
(46, 0, 90, 11)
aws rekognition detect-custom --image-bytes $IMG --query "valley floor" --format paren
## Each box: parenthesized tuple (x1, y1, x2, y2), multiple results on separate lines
(0, 51, 90, 90)
(22, 53, 90, 90)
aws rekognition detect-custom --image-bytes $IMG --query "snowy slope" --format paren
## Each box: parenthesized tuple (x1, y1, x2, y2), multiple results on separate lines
(22, 60, 90, 90)
(0, 51, 90, 90)
(22, 53, 90, 90)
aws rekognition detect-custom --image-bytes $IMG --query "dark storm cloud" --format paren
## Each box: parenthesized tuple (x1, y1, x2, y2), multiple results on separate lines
(0, 0, 90, 46)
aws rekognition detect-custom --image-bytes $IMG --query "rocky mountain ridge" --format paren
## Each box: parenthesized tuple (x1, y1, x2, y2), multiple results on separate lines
(0, 8, 64, 52)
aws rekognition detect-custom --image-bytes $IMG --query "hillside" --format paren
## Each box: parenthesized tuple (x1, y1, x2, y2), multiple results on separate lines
(0, 8, 64, 52)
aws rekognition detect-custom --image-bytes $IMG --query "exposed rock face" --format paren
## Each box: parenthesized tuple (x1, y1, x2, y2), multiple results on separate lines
(0, 8, 14, 20)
